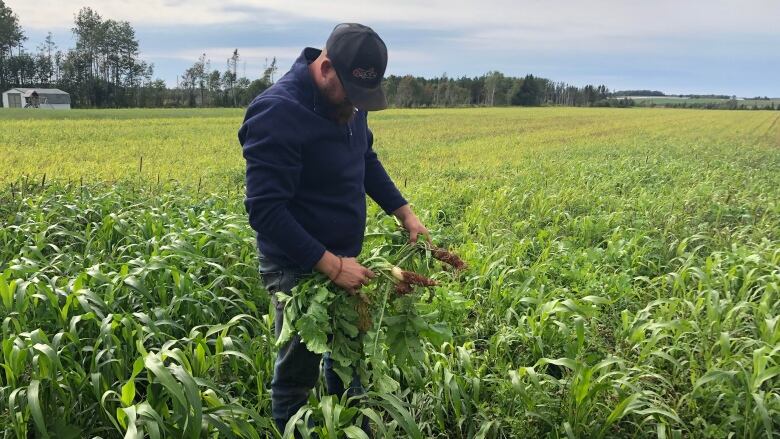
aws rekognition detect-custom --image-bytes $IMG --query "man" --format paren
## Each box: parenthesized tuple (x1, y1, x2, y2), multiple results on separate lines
(238, 23, 429, 432)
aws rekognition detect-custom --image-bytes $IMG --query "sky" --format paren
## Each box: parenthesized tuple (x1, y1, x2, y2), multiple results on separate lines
(8, 0, 780, 97)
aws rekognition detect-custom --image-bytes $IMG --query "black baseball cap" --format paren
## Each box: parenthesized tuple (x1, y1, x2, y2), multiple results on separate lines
(326, 23, 388, 111)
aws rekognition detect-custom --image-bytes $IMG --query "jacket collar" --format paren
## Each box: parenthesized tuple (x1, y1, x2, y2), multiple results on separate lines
(290, 47, 330, 118)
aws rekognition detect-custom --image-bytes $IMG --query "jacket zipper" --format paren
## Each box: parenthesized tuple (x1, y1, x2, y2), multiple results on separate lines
(345, 125, 352, 147)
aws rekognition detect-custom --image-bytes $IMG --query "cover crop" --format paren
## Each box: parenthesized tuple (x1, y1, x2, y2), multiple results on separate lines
(1, 107, 779, 437)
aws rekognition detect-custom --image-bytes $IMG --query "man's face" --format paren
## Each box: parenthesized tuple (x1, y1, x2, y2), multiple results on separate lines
(321, 65, 356, 125)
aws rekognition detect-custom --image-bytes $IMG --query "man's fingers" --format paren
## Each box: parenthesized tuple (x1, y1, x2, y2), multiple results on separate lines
(347, 280, 362, 293)
(335, 260, 377, 291)
(409, 230, 418, 243)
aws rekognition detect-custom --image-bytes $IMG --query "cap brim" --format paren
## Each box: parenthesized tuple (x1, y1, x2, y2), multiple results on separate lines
(342, 80, 387, 111)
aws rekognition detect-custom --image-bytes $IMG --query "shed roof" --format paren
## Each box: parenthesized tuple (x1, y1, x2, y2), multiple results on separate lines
(3, 88, 70, 95)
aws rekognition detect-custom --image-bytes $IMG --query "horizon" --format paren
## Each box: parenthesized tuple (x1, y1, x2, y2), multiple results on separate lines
(6, 0, 780, 97)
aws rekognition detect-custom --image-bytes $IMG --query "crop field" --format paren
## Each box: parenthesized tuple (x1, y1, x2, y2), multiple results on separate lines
(1, 107, 779, 438)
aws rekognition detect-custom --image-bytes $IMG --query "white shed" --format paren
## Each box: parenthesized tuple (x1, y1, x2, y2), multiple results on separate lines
(2, 88, 71, 109)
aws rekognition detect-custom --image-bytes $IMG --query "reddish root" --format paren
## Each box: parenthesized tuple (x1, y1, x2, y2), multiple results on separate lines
(401, 270, 437, 287)
(394, 281, 413, 295)
(356, 299, 372, 332)
(431, 246, 467, 270)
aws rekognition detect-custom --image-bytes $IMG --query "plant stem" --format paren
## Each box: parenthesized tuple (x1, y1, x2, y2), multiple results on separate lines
(372, 282, 391, 358)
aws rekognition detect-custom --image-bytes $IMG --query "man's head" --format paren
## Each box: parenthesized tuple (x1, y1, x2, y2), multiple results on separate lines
(309, 50, 356, 124)
(308, 23, 388, 123)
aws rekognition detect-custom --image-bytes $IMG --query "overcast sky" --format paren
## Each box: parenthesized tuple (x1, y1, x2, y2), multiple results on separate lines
(8, 0, 780, 96)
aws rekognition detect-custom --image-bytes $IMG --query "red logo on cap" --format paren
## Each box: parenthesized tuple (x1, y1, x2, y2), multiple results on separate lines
(352, 67, 377, 80)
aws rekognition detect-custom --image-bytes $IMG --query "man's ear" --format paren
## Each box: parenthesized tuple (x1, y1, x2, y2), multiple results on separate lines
(320, 58, 335, 79)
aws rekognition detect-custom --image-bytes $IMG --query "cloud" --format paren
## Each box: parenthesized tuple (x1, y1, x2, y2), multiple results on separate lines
(145, 46, 301, 63)
(143, 45, 428, 79)
(7, 0, 779, 95)
(8, 0, 779, 68)
(7, 0, 248, 28)
(9, 0, 780, 37)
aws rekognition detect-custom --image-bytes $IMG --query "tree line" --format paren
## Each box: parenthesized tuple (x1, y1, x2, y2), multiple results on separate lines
(1, 2, 773, 110)
(0, 2, 278, 108)
(1, 3, 153, 107)
(383, 73, 631, 108)
(0, 2, 630, 109)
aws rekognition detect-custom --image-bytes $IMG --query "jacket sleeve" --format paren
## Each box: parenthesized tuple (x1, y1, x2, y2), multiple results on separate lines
(364, 125, 408, 215)
(239, 97, 326, 271)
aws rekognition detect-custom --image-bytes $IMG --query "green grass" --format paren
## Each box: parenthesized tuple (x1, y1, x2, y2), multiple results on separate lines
(1, 107, 779, 437)
(2, 107, 779, 189)
(0, 107, 242, 120)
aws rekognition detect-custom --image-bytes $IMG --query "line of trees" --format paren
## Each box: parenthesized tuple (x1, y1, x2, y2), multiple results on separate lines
(177, 50, 278, 108)
(0, 2, 278, 108)
(640, 100, 778, 111)
(0, 0, 32, 91)
(383, 73, 629, 108)
(0, 1, 631, 109)
(2, 2, 774, 110)
(1, 3, 154, 107)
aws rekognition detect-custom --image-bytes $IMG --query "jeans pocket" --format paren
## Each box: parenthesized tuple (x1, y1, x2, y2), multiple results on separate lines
(278, 270, 303, 293)
(266, 268, 306, 294)
(271, 270, 304, 313)
(261, 270, 284, 293)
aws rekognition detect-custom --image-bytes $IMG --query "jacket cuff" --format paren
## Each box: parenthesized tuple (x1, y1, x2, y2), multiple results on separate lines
(299, 245, 327, 272)
(380, 195, 408, 216)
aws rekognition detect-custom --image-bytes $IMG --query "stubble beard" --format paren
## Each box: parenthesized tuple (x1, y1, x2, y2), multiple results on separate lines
(329, 102, 356, 125)
(321, 80, 356, 125)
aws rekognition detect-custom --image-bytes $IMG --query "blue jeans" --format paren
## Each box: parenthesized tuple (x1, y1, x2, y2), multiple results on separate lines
(259, 255, 367, 434)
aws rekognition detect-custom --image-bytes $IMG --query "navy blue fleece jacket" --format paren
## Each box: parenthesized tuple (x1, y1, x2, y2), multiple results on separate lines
(238, 48, 407, 271)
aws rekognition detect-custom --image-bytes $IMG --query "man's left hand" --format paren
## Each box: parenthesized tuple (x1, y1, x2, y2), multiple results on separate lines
(393, 204, 431, 244)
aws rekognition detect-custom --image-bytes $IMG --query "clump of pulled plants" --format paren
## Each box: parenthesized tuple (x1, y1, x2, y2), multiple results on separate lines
(382, 242, 466, 296)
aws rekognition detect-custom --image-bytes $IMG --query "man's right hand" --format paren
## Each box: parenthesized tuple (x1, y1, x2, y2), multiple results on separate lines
(315, 251, 375, 292)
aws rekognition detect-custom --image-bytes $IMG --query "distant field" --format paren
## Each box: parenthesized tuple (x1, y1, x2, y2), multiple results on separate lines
(0, 107, 236, 120)
(1, 107, 779, 437)
(1, 107, 779, 188)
